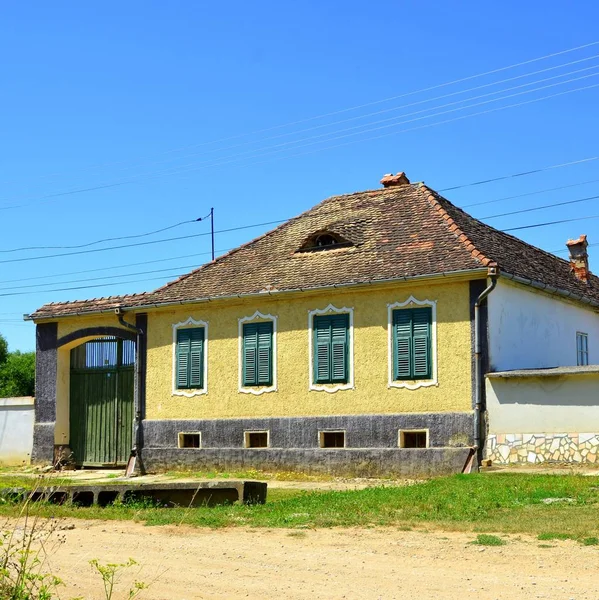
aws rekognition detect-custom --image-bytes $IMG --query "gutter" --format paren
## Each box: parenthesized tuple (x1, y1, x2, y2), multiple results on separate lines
(115, 308, 144, 476)
(473, 267, 498, 469)
(24, 268, 489, 321)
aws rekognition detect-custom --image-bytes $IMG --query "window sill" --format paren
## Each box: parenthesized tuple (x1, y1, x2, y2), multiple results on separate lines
(310, 382, 354, 394)
(172, 388, 207, 398)
(239, 385, 277, 396)
(388, 379, 437, 390)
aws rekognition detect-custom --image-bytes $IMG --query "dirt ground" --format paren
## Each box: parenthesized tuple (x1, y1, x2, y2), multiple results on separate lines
(27, 519, 599, 600)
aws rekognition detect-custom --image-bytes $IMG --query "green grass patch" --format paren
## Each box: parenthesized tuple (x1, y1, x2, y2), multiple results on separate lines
(537, 532, 576, 541)
(0, 473, 597, 536)
(581, 536, 599, 546)
(163, 468, 340, 482)
(471, 534, 506, 546)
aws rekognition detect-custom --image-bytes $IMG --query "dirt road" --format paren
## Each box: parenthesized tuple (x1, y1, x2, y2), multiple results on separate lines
(29, 519, 599, 600)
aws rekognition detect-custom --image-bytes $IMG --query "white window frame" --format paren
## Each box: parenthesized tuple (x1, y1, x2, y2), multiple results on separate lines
(308, 304, 354, 393)
(318, 429, 347, 448)
(172, 317, 209, 397)
(577, 331, 589, 366)
(398, 428, 429, 448)
(177, 431, 202, 449)
(387, 296, 438, 390)
(244, 430, 270, 448)
(238, 311, 278, 395)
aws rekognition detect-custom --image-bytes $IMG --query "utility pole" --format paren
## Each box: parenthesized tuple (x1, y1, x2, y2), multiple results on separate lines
(210, 207, 215, 261)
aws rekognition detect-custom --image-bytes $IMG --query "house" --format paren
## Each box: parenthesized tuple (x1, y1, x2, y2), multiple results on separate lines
(26, 172, 599, 475)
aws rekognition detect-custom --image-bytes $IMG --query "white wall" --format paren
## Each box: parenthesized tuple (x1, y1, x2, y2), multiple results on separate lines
(0, 397, 34, 465)
(487, 279, 599, 371)
(486, 374, 599, 433)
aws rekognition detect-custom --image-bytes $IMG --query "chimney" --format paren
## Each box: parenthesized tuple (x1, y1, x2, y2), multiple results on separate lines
(566, 234, 590, 283)
(380, 172, 410, 188)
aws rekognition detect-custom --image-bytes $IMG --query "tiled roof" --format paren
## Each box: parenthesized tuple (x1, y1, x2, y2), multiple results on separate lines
(28, 179, 599, 319)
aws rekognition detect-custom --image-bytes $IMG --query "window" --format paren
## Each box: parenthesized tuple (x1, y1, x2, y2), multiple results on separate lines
(399, 430, 428, 448)
(297, 231, 352, 252)
(175, 327, 205, 389)
(178, 432, 201, 448)
(392, 307, 432, 380)
(319, 431, 345, 448)
(577, 332, 589, 366)
(245, 431, 269, 448)
(242, 321, 273, 387)
(313, 313, 349, 384)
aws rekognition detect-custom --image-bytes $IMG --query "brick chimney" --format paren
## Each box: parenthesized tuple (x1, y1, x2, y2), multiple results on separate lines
(566, 234, 590, 283)
(380, 172, 410, 188)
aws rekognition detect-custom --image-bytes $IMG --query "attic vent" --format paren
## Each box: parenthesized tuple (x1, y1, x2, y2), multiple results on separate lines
(297, 231, 352, 253)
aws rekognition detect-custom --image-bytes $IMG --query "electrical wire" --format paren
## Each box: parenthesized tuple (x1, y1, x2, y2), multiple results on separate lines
(3, 62, 599, 210)
(504, 214, 599, 232)
(460, 178, 599, 208)
(0, 219, 286, 265)
(1, 40, 597, 187)
(479, 194, 599, 220)
(0, 214, 211, 253)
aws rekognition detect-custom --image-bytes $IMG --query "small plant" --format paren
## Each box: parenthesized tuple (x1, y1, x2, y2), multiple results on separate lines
(581, 537, 599, 546)
(89, 558, 148, 600)
(537, 532, 575, 541)
(471, 534, 506, 546)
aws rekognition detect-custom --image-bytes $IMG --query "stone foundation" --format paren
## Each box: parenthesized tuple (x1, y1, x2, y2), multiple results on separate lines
(486, 433, 599, 464)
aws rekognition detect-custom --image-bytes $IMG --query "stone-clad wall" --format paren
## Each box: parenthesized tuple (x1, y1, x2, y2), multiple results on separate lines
(487, 433, 599, 464)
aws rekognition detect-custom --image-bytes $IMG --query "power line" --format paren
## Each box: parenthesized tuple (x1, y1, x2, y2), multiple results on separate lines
(0, 219, 286, 265)
(0, 214, 210, 253)
(0, 248, 232, 286)
(0, 263, 203, 292)
(504, 214, 599, 232)
(552, 243, 599, 254)
(3, 57, 599, 211)
(439, 157, 599, 193)
(461, 178, 599, 208)
(2, 40, 597, 189)
(480, 194, 599, 219)
(0, 273, 187, 298)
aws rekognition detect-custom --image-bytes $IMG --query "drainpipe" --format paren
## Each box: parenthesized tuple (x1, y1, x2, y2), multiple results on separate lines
(115, 308, 144, 474)
(474, 267, 498, 469)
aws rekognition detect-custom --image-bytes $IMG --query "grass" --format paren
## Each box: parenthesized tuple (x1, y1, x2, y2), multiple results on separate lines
(163, 468, 342, 482)
(471, 534, 506, 546)
(0, 473, 598, 538)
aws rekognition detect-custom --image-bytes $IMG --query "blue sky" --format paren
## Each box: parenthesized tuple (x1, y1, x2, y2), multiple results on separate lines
(1, 1, 598, 351)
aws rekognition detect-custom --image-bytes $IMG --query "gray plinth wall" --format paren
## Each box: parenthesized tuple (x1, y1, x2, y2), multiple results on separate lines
(141, 412, 474, 477)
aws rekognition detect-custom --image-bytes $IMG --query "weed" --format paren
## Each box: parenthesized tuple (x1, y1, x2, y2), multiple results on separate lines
(471, 534, 506, 546)
(581, 537, 599, 546)
(538, 544, 555, 548)
(537, 532, 576, 541)
(287, 531, 307, 538)
(90, 558, 148, 600)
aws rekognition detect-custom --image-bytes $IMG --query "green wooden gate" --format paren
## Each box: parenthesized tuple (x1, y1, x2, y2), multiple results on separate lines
(69, 337, 135, 466)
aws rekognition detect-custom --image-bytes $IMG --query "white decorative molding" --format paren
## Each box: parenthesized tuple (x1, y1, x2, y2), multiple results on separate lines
(308, 304, 354, 393)
(238, 311, 278, 395)
(387, 296, 438, 390)
(172, 317, 208, 398)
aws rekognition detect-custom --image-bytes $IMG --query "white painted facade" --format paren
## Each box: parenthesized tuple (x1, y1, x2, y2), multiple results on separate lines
(487, 279, 599, 371)
(0, 397, 34, 466)
(486, 374, 599, 434)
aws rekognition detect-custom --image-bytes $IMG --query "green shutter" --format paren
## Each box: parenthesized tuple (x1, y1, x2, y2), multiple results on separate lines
(393, 310, 412, 380)
(243, 322, 273, 386)
(314, 314, 349, 384)
(176, 327, 204, 389)
(393, 307, 432, 380)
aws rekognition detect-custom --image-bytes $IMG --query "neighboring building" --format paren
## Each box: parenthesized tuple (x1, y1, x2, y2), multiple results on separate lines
(0, 396, 34, 465)
(26, 173, 599, 474)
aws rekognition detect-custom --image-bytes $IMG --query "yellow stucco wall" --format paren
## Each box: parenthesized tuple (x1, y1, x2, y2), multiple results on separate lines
(144, 280, 473, 419)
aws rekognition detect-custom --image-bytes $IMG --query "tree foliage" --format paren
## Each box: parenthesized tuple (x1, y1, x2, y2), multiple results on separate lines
(0, 332, 35, 397)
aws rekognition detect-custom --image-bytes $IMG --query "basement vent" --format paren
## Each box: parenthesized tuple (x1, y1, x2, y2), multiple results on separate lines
(245, 431, 269, 448)
(319, 430, 346, 448)
(178, 432, 201, 449)
(399, 430, 428, 449)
